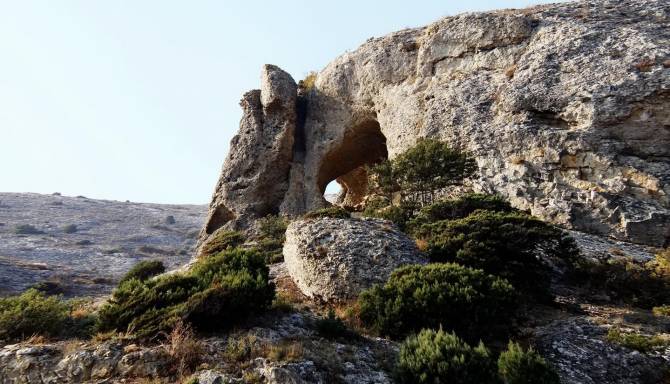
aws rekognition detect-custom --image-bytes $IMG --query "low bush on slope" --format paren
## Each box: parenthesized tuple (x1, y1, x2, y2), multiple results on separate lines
(571, 248, 670, 309)
(0, 289, 95, 341)
(413, 209, 580, 302)
(255, 214, 288, 264)
(407, 193, 513, 229)
(358, 263, 517, 341)
(396, 328, 498, 384)
(97, 248, 275, 339)
(497, 341, 560, 384)
(120, 260, 166, 284)
(199, 230, 245, 257)
(395, 329, 559, 384)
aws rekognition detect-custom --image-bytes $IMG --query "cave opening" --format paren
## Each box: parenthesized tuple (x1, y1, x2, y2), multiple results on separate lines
(318, 119, 388, 209)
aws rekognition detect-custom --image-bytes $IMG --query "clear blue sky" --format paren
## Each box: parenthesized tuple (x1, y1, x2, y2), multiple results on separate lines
(1, 0, 562, 204)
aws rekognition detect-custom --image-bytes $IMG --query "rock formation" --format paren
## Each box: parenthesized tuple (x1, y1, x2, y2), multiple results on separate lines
(283, 217, 424, 301)
(199, 0, 669, 252)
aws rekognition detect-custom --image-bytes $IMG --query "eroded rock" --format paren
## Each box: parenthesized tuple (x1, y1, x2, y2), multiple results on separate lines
(282, 217, 425, 301)
(200, 0, 670, 248)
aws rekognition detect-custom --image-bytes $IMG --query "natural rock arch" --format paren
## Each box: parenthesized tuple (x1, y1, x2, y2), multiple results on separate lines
(317, 119, 388, 209)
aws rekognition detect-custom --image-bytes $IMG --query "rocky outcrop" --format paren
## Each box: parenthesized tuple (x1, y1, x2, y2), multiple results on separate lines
(535, 316, 670, 384)
(0, 311, 396, 384)
(197, 65, 298, 251)
(283, 217, 424, 301)
(199, 0, 669, 248)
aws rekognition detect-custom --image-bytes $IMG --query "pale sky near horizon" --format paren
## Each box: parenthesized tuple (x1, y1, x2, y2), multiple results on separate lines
(1, 0, 564, 204)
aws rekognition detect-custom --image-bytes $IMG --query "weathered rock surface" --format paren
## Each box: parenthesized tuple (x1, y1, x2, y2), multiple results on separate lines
(535, 311, 670, 384)
(0, 193, 206, 297)
(197, 65, 297, 252)
(283, 217, 424, 301)
(0, 311, 396, 384)
(200, 0, 670, 248)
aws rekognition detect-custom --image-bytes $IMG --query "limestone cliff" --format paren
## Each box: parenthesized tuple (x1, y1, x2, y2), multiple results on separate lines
(200, 0, 669, 249)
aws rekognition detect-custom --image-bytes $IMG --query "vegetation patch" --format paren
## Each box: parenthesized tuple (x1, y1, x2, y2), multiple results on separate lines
(303, 206, 351, 220)
(497, 341, 560, 384)
(315, 309, 352, 340)
(408, 193, 512, 229)
(97, 248, 274, 339)
(0, 289, 95, 341)
(414, 210, 579, 301)
(14, 224, 44, 235)
(358, 263, 517, 341)
(367, 138, 477, 207)
(395, 328, 498, 384)
(653, 305, 670, 317)
(120, 260, 166, 284)
(571, 249, 670, 309)
(255, 215, 288, 264)
(200, 230, 245, 257)
(606, 328, 670, 353)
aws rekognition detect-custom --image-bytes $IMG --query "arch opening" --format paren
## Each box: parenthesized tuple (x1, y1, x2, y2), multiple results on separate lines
(318, 119, 387, 210)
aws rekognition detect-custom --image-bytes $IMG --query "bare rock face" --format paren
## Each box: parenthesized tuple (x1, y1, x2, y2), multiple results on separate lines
(283, 217, 424, 301)
(200, 0, 669, 249)
(198, 65, 297, 251)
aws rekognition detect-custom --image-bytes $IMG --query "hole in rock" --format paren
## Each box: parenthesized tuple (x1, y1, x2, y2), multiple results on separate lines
(318, 119, 388, 209)
(324, 180, 343, 204)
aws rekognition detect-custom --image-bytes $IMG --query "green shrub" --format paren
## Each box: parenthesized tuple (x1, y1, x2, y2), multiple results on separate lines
(358, 263, 517, 341)
(361, 199, 417, 231)
(368, 139, 477, 206)
(606, 328, 669, 353)
(0, 289, 70, 340)
(257, 215, 288, 240)
(120, 260, 166, 284)
(14, 224, 44, 235)
(571, 251, 670, 309)
(255, 215, 288, 263)
(97, 248, 274, 339)
(408, 193, 512, 230)
(414, 210, 579, 301)
(653, 305, 670, 317)
(315, 309, 351, 339)
(303, 206, 350, 220)
(30, 279, 67, 295)
(200, 231, 245, 257)
(395, 328, 498, 384)
(498, 342, 559, 384)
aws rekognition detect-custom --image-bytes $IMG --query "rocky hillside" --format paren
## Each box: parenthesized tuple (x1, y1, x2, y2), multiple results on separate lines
(1, 1, 670, 384)
(0, 193, 206, 297)
(199, 0, 669, 251)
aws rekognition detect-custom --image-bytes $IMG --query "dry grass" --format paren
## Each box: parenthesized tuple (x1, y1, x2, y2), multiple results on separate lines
(263, 339, 304, 362)
(415, 238, 429, 252)
(300, 71, 318, 91)
(160, 321, 205, 379)
(24, 334, 47, 344)
(61, 339, 84, 356)
(334, 300, 367, 335)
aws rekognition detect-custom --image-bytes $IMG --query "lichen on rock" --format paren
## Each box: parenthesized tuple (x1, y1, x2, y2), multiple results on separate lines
(282, 217, 425, 301)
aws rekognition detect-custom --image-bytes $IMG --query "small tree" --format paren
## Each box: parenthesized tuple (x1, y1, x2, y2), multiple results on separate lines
(368, 139, 476, 206)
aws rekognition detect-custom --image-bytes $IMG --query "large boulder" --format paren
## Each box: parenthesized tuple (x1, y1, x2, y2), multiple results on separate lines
(283, 217, 425, 301)
(199, 0, 670, 249)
